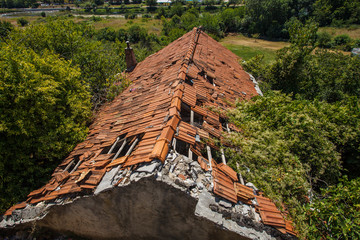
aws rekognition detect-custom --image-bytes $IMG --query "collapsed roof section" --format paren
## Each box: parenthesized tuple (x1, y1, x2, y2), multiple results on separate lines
(2, 28, 295, 238)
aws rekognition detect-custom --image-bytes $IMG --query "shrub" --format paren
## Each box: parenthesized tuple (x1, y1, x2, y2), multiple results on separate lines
(91, 15, 102, 22)
(155, 7, 168, 19)
(127, 24, 147, 43)
(331, 34, 352, 51)
(352, 39, 360, 48)
(96, 27, 117, 41)
(17, 18, 29, 27)
(0, 21, 14, 40)
(125, 13, 137, 19)
(142, 13, 152, 18)
(316, 31, 332, 48)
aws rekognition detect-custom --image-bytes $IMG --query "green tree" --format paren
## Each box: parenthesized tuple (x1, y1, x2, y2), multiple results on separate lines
(145, 0, 157, 7)
(305, 177, 360, 239)
(227, 0, 239, 8)
(0, 44, 91, 212)
(266, 19, 318, 94)
(203, 0, 216, 8)
(169, 2, 184, 17)
(255, 20, 360, 103)
(243, 0, 316, 38)
(200, 13, 223, 39)
(0, 21, 14, 42)
(94, 0, 104, 5)
(17, 18, 29, 27)
(10, 19, 126, 107)
(313, 0, 360, 26)
(226, 92, 360, 237)
(219, 7, 245, 33)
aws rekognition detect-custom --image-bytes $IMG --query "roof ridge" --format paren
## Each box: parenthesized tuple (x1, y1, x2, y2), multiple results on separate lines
(147, 28, 202, 163)
(177, 27, 201, 81)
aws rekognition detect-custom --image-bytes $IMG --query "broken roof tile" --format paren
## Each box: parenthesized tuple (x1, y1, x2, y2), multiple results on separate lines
(217, 163, 238, 182)
(212, 168, 237, 203)
(149, 139, 169, 162)
(234, 182, 255, 203)
(158, 126, 175, 143)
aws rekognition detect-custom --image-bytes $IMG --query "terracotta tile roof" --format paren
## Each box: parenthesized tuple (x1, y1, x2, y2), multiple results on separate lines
(3, 27, 296, 237)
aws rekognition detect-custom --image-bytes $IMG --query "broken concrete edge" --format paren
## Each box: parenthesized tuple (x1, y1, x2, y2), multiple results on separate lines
(0, 151, 296, 240)
(246, 72, 263, 97)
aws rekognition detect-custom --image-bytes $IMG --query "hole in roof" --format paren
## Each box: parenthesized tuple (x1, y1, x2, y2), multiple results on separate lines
(104, 133, 127, 154)
(175, 139, 189, 156)
(206, 75, 214, 85)
(185, 77, 194, 86)
(221, 61, 226, 65)
(194, 112, 203, 127)
(111, 134, 142, 161)
(68, 155, 81, 173)
(220, 117, 229, 132)
(111, 139, 126, 155)
(196, 98, 206, 106)
(180, 102, 191, 123)
(100, 145, 112, 155)
(193, 153, 198, 161)
(211, 147, 222, 164)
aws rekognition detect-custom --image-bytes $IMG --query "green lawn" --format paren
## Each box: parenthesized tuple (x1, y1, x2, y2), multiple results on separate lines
(222, 43, 278, 64)
(220, 35, 289, 64)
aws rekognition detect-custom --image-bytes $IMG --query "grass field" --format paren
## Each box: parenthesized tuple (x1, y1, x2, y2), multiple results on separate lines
(319, 26, 360, 39)
(0, 16, 41, 27)
(92, 17, 162, 34)
(0, 14, 163, 34)
(220, 35, 290, 64)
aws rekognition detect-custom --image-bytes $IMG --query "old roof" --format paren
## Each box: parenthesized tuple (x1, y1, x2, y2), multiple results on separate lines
(3, 28, 295, 237)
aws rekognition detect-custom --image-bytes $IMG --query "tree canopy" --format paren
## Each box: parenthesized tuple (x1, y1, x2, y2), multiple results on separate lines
(235, 20, 360, 238)
(0, 44, 91, 212)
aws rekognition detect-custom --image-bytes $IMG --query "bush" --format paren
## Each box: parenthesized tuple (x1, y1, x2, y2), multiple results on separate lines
(142, 13, 152, 18)
(331, 34, 352, 51)
(96, 27, 117, 41)
(353, 39, 360, 48)
(40, 11, 46, 17)
(0, 21, 14, 40)
(169, 2, 184, 17)
(125, 13, 137, 19)
(155, 7, 168, 19)
(316, 31, 332, 48)
(91, 15, 102, 22)
(17, 18, 29, 27)
(127, 24, 147, 43)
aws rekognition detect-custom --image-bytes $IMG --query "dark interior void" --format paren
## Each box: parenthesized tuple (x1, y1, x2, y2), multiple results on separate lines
(180, 102, 191, 123)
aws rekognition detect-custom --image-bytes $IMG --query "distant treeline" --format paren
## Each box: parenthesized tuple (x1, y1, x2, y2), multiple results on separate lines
(2, 0, 360, 35)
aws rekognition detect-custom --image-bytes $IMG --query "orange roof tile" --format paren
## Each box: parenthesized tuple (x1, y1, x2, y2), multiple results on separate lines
(212, 168, 237, 203)
(218, 163, 238, 182)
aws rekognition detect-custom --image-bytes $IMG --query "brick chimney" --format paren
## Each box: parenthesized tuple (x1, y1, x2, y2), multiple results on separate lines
(125, 41, 137, 72)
